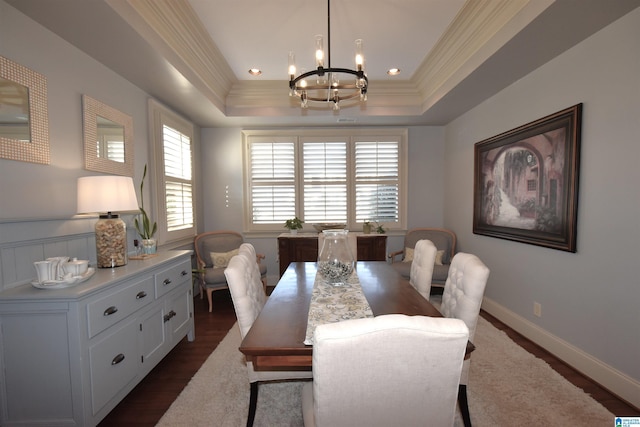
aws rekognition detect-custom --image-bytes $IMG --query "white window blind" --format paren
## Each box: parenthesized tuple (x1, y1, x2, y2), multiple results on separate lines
(355, 140, 399, 222)
(163, 124, 193, 232)
(243, 129, 406, 231)
(303, 141, 347, 223)
(149, 99, 196, 244)
(248, 140, 296, 224)
(96, 139, 125, 163)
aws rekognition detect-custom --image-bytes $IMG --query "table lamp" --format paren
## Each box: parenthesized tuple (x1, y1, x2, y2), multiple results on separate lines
(77, 175, 139, 268)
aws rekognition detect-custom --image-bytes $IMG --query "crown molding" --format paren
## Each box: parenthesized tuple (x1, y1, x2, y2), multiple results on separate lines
(413, 0, 552, 112)
(107, 0, 236, 111)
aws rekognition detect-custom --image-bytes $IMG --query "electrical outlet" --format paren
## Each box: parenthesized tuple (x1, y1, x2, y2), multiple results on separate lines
(533, 302, 542, 317)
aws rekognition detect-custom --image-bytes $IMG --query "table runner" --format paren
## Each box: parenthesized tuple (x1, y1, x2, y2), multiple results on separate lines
(304, 271, 374, 345)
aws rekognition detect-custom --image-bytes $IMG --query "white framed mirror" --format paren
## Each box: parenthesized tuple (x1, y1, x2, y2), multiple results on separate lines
(83, 94, 134, 176)
(0, 55, 50, 164)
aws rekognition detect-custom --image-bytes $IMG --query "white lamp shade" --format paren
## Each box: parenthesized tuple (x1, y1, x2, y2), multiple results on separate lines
(77, 176, 139, 214)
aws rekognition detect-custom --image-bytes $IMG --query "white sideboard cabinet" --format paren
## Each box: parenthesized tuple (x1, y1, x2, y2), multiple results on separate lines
(0, 250, 195, 426)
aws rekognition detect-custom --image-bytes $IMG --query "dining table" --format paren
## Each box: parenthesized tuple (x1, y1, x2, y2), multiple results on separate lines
(239, 261, 474, 371)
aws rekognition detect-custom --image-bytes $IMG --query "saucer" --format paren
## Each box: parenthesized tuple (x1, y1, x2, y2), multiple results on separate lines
(31, 268, 95, 289)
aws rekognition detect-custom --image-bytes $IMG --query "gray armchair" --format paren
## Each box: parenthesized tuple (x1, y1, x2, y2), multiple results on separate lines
(194, 231, 266, 312)
(388, 228, 456, 290)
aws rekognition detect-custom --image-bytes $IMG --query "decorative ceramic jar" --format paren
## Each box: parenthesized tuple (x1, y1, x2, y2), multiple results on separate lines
(317, 229, 354, 286)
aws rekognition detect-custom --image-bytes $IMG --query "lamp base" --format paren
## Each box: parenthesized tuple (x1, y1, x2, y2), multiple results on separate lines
(95, 214, 128, 268)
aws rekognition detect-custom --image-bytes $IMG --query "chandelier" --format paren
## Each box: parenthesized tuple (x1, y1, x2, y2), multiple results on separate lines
(288, 0, 368, 110)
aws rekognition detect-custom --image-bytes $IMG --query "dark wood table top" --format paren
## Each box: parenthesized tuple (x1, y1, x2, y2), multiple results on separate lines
(239, 261, 471, 370)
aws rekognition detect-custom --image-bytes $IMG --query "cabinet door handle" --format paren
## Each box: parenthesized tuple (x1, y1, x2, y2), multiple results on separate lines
(163, 310, 177, 323)
(136, 291, 147, 299)
(103, 306, 118, 316)
(111, 353, 125, 365)
(163, 278, 172, 286)
(181, 270, 188, 276)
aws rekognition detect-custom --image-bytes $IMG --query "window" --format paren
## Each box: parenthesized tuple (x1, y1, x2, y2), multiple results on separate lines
(243, 129, 407, 232)
(149, 99, 196, 244)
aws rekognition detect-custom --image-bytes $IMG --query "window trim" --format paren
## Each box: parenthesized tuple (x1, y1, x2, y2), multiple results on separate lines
(148, 99, 197, 245)
(242, 128, 407, 233)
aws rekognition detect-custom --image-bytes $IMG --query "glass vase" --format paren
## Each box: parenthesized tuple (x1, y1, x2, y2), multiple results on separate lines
(317, 229, 354, 286)
(142, 238, 157, 255)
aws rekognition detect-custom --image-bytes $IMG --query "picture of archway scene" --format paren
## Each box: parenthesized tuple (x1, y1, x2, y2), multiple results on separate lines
(473, 104, 582, 252)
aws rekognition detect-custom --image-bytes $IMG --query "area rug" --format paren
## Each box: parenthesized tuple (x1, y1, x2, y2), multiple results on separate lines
(157, 315, 614, 426)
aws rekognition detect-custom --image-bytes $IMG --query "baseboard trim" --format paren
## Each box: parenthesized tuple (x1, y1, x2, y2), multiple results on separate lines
(482, 297, 640, 410)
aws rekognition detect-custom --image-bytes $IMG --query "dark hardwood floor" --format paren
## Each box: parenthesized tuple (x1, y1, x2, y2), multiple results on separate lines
(99, 289, 639, 426)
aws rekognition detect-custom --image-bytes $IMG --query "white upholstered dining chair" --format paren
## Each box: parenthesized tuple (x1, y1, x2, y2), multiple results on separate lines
(409, 239, 438, 300)
(224, 252, 311, 427)
(238, 243, 267, 292)
(301, 314, 469, 427)
(440, 252, 490, 427)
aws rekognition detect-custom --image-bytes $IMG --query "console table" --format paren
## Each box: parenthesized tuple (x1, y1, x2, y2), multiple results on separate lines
(278, 233, 387, 276)
(0, 250, 194, 427)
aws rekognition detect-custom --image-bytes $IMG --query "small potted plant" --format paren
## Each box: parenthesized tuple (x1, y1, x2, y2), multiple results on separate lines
(374, 221, 386, 234)
(134, 164, 158, 254)
(284, 217, 303, 234)
(363, 220, 372, 234)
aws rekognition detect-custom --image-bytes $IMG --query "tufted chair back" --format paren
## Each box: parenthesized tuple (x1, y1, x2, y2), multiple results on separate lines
(440, 252, 489, 427)
(301, 314, 469, 427)
(440, 252, 490, 346)
(238, 242, 260, 278)
(409, 239, 437, 300)
(224, 253, 267, 339)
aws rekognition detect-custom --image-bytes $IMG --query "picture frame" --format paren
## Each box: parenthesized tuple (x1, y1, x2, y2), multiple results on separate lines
(473, 104, 582, 252)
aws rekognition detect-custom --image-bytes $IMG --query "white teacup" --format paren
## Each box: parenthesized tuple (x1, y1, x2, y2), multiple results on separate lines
(63, 258, 89, 276)
(34, 260, 55, 283)
(46, 256, 70, 280)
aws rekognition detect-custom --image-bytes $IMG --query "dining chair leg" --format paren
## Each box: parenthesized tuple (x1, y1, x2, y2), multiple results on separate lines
(458, 384, 472, 427)
(247, 382, 259, 427)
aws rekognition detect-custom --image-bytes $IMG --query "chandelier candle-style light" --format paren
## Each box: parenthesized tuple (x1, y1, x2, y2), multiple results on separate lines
(288, 0, 368, 110)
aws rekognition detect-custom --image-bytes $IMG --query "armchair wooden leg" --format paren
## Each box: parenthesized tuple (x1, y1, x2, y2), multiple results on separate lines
(206, 288, 213, 313)
(247, 382, 259, 427)
(458, 384, 472, 427)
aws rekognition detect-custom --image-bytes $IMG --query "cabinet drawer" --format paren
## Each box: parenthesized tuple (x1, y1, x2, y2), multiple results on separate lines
(87, 277, 155, 338)
(154, 259, 191, 298)
(89, 318, 138, 415)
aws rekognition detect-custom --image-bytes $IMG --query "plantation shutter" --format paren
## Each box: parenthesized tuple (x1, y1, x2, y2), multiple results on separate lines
(162, 124, 193, 232)
(249, 139, 296, 223)
(106, 139, 125, 163)
(303, 140, 347, 223)
(354, 140, 399, 223)
(242, 129, 406, 232)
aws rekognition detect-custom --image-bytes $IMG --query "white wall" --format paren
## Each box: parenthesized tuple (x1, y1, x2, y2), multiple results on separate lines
(0, 2, 157, 289)
(444, 7, 640, 404)
(0, 1, 151, 220)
